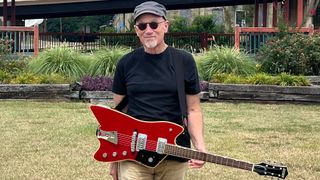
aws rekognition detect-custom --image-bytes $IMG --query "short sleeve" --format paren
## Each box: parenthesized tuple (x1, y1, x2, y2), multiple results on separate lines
(183, 52, 200, 95)
(112, 58, 127, 95)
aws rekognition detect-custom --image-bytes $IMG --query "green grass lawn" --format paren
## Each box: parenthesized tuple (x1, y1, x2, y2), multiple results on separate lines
(0, 100, 319, 180)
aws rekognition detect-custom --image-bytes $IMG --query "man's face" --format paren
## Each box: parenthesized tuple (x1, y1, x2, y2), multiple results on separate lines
(134, 14, 168, 49)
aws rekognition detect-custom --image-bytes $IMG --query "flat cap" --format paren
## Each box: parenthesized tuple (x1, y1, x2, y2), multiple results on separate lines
(133, 1, 167, 21)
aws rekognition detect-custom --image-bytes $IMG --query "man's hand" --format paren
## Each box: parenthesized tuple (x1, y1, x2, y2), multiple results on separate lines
(109, 162, 118, 180)
(188, 148, 206, 168)
(188, 159, 206, 168)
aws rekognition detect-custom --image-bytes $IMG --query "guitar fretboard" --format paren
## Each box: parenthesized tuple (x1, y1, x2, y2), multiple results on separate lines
(164, 144, 253, 171)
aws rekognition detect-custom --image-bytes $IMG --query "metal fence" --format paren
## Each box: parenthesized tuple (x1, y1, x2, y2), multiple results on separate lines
(37, 32, 234, 52)
(2, 25, 319, 58)
(234, 24, 317, 55)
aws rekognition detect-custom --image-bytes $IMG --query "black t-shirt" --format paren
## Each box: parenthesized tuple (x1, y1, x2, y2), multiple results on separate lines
(112, 46, 200, 161)
(112, 46, 200, 123)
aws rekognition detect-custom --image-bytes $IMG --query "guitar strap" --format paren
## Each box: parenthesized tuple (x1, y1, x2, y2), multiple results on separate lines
(170, 47, 188, 127)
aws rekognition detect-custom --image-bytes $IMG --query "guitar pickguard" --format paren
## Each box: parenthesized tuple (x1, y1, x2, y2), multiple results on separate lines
(136, 150, 167, 167)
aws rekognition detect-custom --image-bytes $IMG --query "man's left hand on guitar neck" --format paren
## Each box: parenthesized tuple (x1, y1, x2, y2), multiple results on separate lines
(188, 159, 206, 168)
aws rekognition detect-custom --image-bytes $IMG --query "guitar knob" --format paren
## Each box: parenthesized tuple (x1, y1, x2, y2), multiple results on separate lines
(122, 151, 128, 156)
(112, 152, 117, 157)
(148, 157, 154, 163)
(102, 153, 108, 158)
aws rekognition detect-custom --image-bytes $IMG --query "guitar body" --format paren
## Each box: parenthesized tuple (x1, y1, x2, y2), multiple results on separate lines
(91, 105, 184, 167)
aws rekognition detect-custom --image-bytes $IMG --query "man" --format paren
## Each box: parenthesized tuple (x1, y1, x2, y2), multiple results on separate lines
(110, 1, 206, 179)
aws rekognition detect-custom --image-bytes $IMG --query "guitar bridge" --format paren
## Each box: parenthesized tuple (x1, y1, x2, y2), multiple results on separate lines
(96, 128, 118, 144)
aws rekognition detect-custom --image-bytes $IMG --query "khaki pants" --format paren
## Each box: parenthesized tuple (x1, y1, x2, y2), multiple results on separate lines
(118, 160, 188, 180)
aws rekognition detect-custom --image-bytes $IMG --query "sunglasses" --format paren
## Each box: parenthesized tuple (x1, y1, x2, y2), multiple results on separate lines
(135, 21, 166, 31)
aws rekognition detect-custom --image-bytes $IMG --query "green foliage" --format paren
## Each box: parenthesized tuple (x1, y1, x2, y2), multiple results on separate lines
(276, 14, 291, 39)
(9, 72, 43, 84)
(169, 15, 224, 33)
(257, 33, 320, 75)
(88, 46, 131, 77)
(273, 73, 310, 86)
(190, 15, 224, 33)
(0, 38, 12, 59)
(40, 73, 72, 84)
(211, 73, 310, 86)
(0, 70, 11, 83)
(223, 75, 245, 84)
(9, 72, 71, 84)
(169, 16, 190, 32)
(28, 47, 88, 80)
(0, 59, 29, 83)
(210, 73, 230, 83)
(247, 73, 274, 85)
(0, 59, 28, 73)
(196, 46, 256, 81)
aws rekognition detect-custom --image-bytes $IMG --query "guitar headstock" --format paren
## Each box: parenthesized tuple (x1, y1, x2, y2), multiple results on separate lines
(253, 162, 288, 179)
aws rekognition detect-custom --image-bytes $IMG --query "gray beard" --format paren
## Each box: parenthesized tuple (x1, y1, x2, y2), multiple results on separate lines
(144, 40, 158, 49)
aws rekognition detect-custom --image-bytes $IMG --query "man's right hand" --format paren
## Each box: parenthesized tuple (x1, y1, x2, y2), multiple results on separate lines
(109, 162, 118, 180)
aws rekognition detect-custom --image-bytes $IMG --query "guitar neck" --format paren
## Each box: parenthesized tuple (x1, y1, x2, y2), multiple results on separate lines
(164, 144, 253, 171)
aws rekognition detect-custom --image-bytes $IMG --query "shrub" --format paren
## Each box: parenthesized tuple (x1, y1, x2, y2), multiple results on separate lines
(190, 15, 224, 33)
(0, 70, 11, 83)
(273, 73, 310, 86)
(257, 33, 320, 75)
(196, 46, 257, 81)
(0, 38, 12, 59)
(211, 73, 232, 83)
(40, 73, 72, 84)
(247, 73, 274, 85)
(0, 59, 29, 83)
(0, 59, 28, 74)
(199, 81, 209, 91)
(210, 73, 310, 86)
(10, 72, 43, 84)
(88, 46, 131, 77)
(28, 47, 88, 80)
(223, 75, 246, 84)
(9, 72, 71, 84)
(169, 16, 190, 33)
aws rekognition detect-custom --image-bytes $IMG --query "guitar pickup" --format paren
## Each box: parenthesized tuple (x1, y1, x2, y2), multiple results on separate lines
(136, 133, 147, 151)
(156, 138, 167, 154)
(96, 128, 118, 144)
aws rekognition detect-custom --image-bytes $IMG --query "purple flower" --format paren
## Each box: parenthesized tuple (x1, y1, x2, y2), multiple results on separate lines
(80, 76, 113, 91)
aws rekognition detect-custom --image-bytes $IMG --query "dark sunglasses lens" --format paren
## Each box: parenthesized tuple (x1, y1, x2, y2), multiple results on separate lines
(137, 23, 147, 30)
(149, 22, 159, 29)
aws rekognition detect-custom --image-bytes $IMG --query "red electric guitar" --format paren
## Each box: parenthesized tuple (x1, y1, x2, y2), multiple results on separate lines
(90, 105, 288, 179)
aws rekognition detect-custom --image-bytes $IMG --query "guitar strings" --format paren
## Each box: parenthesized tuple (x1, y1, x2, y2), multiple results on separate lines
(114, 133, 158, 151)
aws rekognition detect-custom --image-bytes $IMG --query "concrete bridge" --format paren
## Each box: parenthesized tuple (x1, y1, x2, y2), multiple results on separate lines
(1, 0, 279, 21)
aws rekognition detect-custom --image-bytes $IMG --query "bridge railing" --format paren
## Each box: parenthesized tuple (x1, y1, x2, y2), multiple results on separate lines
(0, 25, 39, 56)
